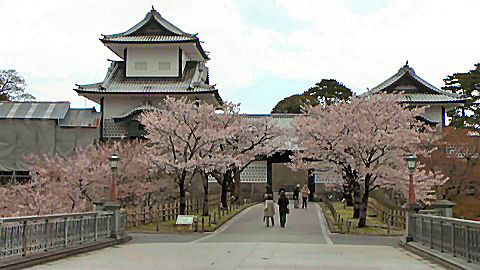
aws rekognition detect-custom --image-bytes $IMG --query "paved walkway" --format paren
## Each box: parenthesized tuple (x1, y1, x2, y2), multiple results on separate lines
(30, 202, 444, 269)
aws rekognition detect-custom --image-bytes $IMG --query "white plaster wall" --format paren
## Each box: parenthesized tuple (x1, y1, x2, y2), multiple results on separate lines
(126, 47, 179, 77)
(103, 94, 218, 119)
(422, 105, 442, 125)
(182, 49, 187, 73)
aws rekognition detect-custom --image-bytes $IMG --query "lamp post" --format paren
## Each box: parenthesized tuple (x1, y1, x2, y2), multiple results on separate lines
(109, 152, 120, 202)
(404, 152, 417, 203)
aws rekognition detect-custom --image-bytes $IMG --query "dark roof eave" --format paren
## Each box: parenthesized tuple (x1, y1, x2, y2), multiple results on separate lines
(74, 88, 219, 95)
(212, 89, 223, 106)
(398, 99, 469, 104)
(100, 39, 194, 44)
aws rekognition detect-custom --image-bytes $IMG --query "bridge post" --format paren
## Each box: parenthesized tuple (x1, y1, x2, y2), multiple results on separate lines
(432, 200, 455, 217)
(403, 202, 420, 242)
(94, 199, 124, 240)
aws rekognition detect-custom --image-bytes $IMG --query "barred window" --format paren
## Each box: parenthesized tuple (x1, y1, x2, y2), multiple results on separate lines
(158, 62, 171, 71)
(135, 62, 147, 70)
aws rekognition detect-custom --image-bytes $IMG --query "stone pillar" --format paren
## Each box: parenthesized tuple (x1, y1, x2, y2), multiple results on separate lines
(94, 199, 125, 240)
(432, 200, 455, 217)
(266, 159, 272, 194)
(403, 202, 421, 242)
(307, 169, 315, 201)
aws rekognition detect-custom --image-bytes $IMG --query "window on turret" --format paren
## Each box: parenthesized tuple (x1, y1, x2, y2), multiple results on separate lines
(135, 62, 147, 71)
(158, 62, 171, 71)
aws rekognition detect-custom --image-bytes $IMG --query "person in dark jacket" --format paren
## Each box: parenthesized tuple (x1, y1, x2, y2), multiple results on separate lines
(277, 191, 289, 228)
(293, 184, 300, 208)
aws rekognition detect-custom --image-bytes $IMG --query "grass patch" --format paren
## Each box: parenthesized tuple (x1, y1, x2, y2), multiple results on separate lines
(325, 202, 404, 235)
(127, 203, 255, 233)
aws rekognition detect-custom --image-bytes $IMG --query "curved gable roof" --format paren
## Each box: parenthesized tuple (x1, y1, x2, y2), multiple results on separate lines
(368, 64, 467, 104)
(102, 7, 196, 40)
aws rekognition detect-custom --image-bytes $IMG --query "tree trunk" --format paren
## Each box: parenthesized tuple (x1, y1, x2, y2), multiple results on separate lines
(179, 179, 186, 215)
(342, 164, 357, 208)
(221, 170, 231, 208)
(357, 174, 371, 227)
(342, 184, 353, 206)
(202, 173, 209, 216)
(353, 182, 361, 219)
(233, 167, 241, 203)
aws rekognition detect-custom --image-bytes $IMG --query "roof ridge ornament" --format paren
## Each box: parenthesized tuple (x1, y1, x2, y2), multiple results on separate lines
(399, 60, 415, 75)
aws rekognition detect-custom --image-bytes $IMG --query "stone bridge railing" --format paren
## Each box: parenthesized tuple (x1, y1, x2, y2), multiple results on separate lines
(404, 200, 480, 266)
(0, 210, 126, 260)
(409, 213, 480, 263)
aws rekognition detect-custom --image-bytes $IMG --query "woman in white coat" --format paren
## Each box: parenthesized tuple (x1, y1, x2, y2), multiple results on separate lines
(263, 194, 275, 227)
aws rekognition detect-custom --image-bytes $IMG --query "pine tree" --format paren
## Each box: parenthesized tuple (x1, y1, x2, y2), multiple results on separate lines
(442, 63, 480, 128)
(271, 79, 352, 113)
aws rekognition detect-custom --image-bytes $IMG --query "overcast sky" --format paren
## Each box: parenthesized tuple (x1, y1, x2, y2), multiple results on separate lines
(1, 0, 479, 113)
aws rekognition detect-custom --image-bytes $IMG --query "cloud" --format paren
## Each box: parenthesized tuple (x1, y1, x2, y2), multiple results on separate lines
(0, 0, 479, 113)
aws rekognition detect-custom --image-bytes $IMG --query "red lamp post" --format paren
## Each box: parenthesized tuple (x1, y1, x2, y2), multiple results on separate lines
(109, 152, 120, 202)
(404, 152, 417, 203)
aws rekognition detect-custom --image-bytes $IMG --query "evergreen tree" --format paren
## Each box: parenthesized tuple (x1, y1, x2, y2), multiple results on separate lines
(442, 63, 480, 128)
(271, 79, 352, 113)
(305, 79, 353, 107)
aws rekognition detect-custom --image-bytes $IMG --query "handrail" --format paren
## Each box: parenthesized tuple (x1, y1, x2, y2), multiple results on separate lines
(0, 211, 112, 223)
(0, 211, 118, 260)
(413, 213, 480, 227)
(410, 213, 480, 263)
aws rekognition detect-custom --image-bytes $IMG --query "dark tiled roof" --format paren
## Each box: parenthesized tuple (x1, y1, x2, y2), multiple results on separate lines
(398, 93, 468, 103)
(369, 64, 467, 103)
(112, 103, 160, 120)
(101, 8, 197, 43)
(75, 61, 217, 94)
(415, 115, 438, 125)
(102, 36, 194, 42)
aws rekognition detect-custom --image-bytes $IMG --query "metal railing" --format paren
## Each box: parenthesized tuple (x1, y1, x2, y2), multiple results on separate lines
(0, 211, 113, 259)
(410, 213, 480, 263)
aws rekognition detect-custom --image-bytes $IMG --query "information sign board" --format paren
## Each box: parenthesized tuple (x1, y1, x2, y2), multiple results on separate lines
(176, 215, 194, 225)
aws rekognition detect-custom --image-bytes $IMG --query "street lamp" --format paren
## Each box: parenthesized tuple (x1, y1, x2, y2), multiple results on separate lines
(404, 152, 417, 203)
(109, 152, 120, 201)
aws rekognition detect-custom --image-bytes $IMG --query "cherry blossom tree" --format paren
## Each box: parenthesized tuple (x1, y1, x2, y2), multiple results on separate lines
(140, 97, 234, 215)
(0, 140, 157, 217)
(290, 93, 445, 227)
(210, 107, 283, 207)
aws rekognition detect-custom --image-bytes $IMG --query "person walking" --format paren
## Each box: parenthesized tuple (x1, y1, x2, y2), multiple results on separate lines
(301, 184, 310, 209)
(293, 184, 300, 208)
(277, 190, 289, 228)
(263, 194, 275, 227)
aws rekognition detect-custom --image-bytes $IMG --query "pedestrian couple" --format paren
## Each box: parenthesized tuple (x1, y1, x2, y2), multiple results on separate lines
(263, 191, 290, 228)
(293, 184, 310, 209)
